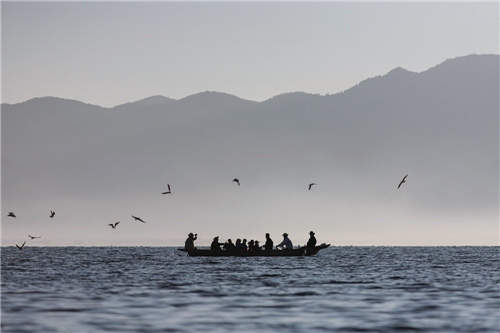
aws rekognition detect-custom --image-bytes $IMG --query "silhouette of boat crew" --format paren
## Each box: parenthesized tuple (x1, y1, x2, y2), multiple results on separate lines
(264, 233, 273, 253)
(277, 233, 293, 250)
(248, 240, 255, 253)
(185, 232, 197, 252)
(223, 238, 236, 252)
(306, 231, 317, 255)
(211, 236, 224, 253)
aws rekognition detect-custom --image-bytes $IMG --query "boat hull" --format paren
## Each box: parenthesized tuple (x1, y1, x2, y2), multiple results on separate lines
(178, 243, 330, 257)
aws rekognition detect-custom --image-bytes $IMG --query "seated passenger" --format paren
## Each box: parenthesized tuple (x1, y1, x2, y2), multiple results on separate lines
(254, 240, 260, 251)
(210, 236, 223, 253)
(248, 240, 255, 252)
(224, 238, 235, 252)
(277, 233, 293, 250)
(242, 239, 248, 252)
(184, 232, 197, 252)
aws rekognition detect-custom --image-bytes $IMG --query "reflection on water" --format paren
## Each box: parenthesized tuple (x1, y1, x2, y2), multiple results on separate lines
(2, 247, 499, 332)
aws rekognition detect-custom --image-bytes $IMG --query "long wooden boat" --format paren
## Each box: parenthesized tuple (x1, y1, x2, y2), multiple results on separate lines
(178, 243, 330, 257)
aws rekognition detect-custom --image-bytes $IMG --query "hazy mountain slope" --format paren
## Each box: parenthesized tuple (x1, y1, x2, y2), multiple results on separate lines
(113, 95, 176, 111)
(2, 54, 498, 245)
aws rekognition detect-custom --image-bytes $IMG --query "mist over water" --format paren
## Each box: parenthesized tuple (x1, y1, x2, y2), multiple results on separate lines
(2, 246, 498, 332)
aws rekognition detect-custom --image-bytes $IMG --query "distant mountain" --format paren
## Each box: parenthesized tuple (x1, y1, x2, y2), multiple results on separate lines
(113, 95, 176, 110)
(178, 91, 256, 105)
(2, 54, 498, 245)
(3, 54, 497, 110)
(2, 96, 103, 110)
(176, 91, 258, 114)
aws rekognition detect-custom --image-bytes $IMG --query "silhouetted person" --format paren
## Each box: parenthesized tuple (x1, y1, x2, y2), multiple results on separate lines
(397, 174, 408, 189)
(211, 236, 223, 253)
(248, 240, 255, 252)
(254, 240, 260, 251)
(238, 238, 250, 254)
(224, 238, 235, 252)
(235, 238, 242, 248)
(277, 233, 293, 250)
(306, 231, 317, 255)
(185, 233, 197, 252)
(264, 233, 273, 253)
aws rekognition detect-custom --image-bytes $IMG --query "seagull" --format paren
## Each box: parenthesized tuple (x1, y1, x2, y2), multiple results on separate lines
(232, 178, 240, 186)
(7, 212, 16, 218)
(108, 221, 120, 229)
(16, 242, 26, 250)
(49, 210, 56, 218)
(131, 215, 146, 223)
(162, 184, 172, 195)
(28, 235, 41, 240)
(397, 174, 408, 189)
(308, 183, 317, 191)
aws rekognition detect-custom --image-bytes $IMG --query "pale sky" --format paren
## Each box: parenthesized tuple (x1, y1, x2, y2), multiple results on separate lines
(2, 2, 498, 107)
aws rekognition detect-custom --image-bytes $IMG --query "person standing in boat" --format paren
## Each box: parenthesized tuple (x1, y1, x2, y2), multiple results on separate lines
(264, 233, 273, 253)
(211, 236, 223, 253)
(184, 233, 197, 252)
(306, 231, 317, 255)
(277, 233, 293, 250)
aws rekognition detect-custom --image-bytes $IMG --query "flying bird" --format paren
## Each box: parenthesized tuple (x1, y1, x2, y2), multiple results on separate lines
(131, 215, 146, 223)
(49, 210, 55, 218)
(7, 212, 16, 218)
(232, 178, 240, 186)
(397, 174, 408, 189)
(16, 242, 26, 250)
(28, 235, 41, 240)
(308, 183, 317, 191)
(162, 184, 172, 195)
(108, 221, 120, 229)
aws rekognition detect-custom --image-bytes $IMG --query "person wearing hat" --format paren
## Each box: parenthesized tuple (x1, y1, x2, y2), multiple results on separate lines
(184, 232, 197, 252)
(306, 231, 317, 255)
(210, 236, 223, 253)
(277, 233, 293, 250)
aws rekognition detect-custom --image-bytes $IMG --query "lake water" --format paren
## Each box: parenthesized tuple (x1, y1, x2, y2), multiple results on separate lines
(1, 246, 499, 332)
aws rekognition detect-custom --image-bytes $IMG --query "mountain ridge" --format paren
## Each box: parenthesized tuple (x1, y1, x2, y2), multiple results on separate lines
(2, 54, 496, 109)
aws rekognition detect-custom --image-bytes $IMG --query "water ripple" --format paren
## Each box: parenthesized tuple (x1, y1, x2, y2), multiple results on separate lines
(2, 246, 499, 332)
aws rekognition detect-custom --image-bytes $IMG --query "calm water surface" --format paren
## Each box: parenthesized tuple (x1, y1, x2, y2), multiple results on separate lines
(2, 247, 499, 332)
